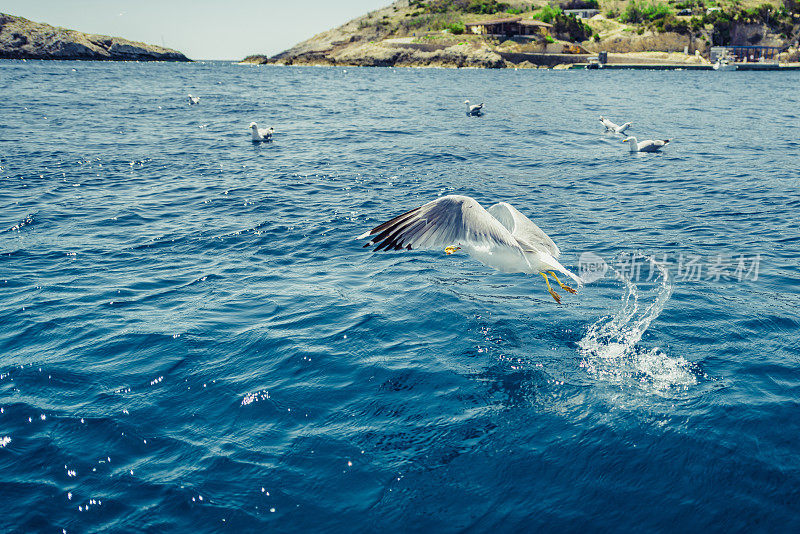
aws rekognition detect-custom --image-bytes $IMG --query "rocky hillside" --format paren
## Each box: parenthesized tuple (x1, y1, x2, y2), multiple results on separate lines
(0, 13, 190, 61)
(242, 0, 799, 67)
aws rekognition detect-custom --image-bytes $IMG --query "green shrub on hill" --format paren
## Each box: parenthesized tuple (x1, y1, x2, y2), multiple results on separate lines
(689, 16, 704, 31)
(533, 6, 594, 41)
(447, 21, 466, 33)
(651, 15, 690, 33)
(619, 1, 672, 23)
(673, 0, 704, 10)
(702, 9, 733, 44)
(467, 0, 510, 13)
(560, 0, 600, 9)
(737, 2, 793, 32)
(424, 0, 510, 14)
(534, 5, 563, 23)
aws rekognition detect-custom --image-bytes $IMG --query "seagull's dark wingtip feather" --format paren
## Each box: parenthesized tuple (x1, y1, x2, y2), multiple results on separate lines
(364, 206, 421, 237)
(373, 240, 392, 252)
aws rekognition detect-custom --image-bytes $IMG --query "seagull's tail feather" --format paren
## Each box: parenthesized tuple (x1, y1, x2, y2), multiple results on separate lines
(663, 139, 671, 144)
(537, 253, 584, 289)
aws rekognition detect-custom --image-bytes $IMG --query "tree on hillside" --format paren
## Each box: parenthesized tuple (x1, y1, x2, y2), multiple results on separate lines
(424, 0, 511, 14)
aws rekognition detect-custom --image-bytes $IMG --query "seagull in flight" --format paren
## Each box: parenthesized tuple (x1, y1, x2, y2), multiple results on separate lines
(465, 100, 484, 116)
(249, 122, 274, 142)
(622, 136, 670, 152)
(599, 116, 631, 134)
(188, 94, 200, 105)
(358, 195, 582, 303)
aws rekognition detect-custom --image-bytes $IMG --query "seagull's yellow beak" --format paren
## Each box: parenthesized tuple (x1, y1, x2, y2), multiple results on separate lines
(445, 246, 461, 255)
(622, 138, 629, 142)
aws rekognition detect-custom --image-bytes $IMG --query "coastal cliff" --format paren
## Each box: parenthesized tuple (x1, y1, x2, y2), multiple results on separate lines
(0, 13, 190, 61)
(242, 0, 798, 68)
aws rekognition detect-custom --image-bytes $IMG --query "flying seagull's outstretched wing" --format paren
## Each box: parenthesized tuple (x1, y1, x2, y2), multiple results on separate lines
(358, 195, 521, 253)
(487, 202, 560, 257)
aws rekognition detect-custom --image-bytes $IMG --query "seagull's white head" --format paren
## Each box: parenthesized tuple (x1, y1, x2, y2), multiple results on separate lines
(464, 100, 470, 105)
(249, 122, 258, 129)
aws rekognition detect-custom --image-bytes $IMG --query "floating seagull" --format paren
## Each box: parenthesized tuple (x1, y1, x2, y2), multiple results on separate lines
(465, 100, 484, 116)
(599, 116, 631, 134)
(358, 195, 582, 303)
(249, 122, 274, 142)
(188, 94, 200, 105)
(622, 136, 670, 153)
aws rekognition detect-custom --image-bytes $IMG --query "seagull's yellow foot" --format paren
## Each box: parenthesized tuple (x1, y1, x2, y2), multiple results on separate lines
(541, 272, 562, 304)
(445, 246, 461, 255)
(548, 271, 577, 294)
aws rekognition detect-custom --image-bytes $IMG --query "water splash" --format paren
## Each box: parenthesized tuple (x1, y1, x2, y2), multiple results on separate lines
(578, 262, 697, 391)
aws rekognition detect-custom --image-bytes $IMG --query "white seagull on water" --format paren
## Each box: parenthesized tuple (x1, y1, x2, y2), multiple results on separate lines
(358, 195, 582, 303)
(622, 136, 670, 153)
(188, 94, 200, 105)
(465, 100, 484, 116)
(249, 122, 274, 142)
(599, 116, 631, 134)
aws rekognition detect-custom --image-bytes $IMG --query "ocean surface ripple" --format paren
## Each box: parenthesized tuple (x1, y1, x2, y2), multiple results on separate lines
(1, 60, 799, 532)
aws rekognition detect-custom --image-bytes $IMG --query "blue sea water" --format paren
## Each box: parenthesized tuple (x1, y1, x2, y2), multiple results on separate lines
(1, 59, 799, 532)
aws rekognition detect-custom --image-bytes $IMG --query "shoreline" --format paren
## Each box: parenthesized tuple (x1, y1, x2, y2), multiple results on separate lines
(239, 56, 800, 71)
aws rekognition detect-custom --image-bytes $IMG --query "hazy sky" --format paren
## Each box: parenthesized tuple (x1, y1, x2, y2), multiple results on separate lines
(2, 0, 391, 60)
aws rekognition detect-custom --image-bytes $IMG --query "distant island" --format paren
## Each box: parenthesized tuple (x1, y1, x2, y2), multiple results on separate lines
(242, 0, 800, 68)
(0, 13, 190, 61)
